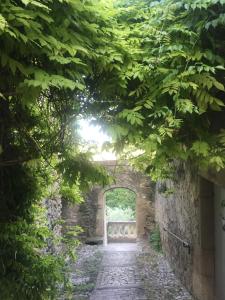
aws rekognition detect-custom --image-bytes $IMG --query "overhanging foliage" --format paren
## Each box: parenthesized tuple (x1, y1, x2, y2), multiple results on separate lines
(0, 0, 225, 298)
(0, 0, 117, 298)
(86, 0, 225, 179)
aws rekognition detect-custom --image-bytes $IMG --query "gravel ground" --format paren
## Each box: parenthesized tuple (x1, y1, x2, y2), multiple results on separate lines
(60, 244, 103, 300)
(137, 240, 193, 300)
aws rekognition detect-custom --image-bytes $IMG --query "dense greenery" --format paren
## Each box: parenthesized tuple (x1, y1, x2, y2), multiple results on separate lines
(0, 0, 114, 298)
(1, 0, 225, 298)
(105, 188, 136, 211)
(106, 188, 136, 221)
(87, 0, 225, 179)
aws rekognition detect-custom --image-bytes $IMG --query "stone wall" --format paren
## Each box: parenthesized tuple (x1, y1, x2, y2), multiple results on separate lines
(61, 187, 102, 240)
(44, 196, 62, 254)
(155, 161, 217, 300)
(155, 162, 199, 292)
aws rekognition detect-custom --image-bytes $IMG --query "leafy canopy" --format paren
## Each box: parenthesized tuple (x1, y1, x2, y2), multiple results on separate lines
(86, 0, 225, 179)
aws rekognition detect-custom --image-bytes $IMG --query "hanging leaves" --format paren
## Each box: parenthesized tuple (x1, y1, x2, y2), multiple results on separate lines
(85, 0, 225, 178)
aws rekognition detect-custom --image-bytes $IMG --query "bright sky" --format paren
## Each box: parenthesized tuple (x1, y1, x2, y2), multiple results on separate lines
(78, 119, 116, 161)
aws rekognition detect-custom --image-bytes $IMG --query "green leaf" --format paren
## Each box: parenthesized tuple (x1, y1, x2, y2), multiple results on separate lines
(0, 14, 7, 31)
(191, 141, 210, 157)
(209, 156, 225, 171)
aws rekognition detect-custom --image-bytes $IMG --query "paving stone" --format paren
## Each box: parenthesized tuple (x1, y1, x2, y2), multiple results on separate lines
(90, 243, 146, 300)
(104, 243, 137, 252)
(101, 251, 136, 266)
(96, 265, 142, 289)
(90, 287, 147, 300)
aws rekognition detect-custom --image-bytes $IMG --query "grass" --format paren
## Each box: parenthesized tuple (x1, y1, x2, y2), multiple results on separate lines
(149, 226, 162, 253)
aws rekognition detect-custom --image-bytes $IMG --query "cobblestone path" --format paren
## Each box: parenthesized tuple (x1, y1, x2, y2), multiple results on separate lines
(90, 242, 193, 300)
(90, 243, 146, 300)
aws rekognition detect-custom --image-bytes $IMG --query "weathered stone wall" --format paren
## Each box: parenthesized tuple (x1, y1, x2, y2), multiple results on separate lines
(155, 162, 199, 292)
(155, 161, 218, 300)
(44, 196, 62, 253)
(61, 187, 102, 240)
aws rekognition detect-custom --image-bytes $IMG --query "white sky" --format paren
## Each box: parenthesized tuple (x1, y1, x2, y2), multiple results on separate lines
(78, 119, 116, 161)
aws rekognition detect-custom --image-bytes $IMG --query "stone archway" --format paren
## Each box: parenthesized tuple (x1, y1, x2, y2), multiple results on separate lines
(99, 185, 137, 245)
(87, 161, 154, 243)
(62, 160, 155, 244)
(96, 182, 151, 244)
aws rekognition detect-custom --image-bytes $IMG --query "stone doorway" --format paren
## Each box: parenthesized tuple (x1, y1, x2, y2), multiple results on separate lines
(104, 188, 137, 244)
(62, 161, 155, 245)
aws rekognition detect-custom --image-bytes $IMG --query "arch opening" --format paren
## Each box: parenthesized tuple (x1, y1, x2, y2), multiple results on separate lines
(104, 187, 137, 244)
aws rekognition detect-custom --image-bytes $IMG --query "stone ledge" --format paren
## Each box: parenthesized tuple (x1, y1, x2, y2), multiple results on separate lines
(85, 237, 103, 245)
